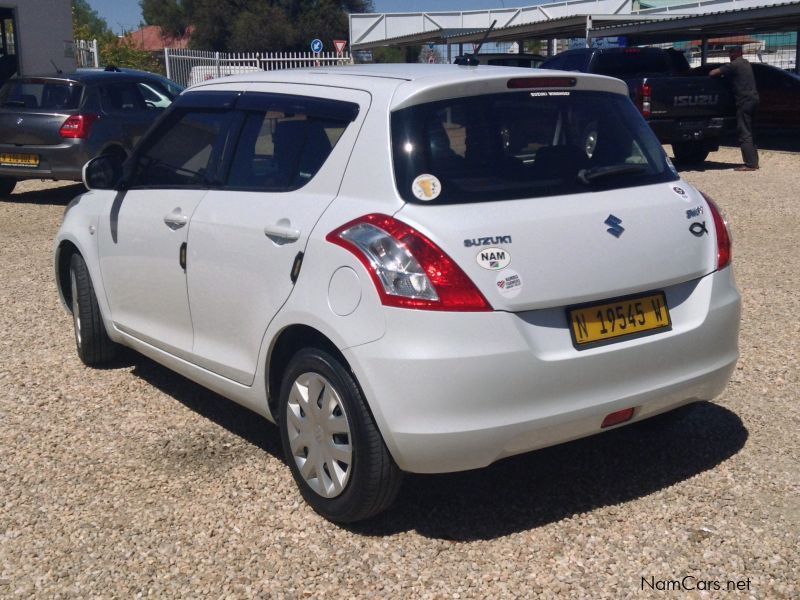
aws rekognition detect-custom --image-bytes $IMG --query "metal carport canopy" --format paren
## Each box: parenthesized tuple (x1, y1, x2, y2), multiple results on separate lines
(588, 1, 800, 44)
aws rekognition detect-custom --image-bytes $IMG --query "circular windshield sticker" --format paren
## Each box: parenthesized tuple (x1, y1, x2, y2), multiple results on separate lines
(495, 268, 523, 299)
(412, 174, 442, 201)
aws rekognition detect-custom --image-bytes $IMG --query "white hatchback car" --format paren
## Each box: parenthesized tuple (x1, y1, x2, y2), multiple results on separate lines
(55, 64, 741, 522)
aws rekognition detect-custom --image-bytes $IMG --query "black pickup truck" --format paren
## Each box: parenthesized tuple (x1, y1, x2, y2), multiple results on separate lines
(541, 47, 735, 164)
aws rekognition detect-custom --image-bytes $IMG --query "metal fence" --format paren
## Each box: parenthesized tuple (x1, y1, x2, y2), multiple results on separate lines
(75, 39, 99, 68)
(165, 48, 353, 87)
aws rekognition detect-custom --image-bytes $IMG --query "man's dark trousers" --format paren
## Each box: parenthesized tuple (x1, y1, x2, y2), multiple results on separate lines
(737, 99, 759, 168)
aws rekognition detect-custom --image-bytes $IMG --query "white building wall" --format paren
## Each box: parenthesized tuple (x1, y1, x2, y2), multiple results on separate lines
(1, 0, 76, 75)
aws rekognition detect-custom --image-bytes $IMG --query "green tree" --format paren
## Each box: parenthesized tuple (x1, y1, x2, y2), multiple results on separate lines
(141, 0, 374, 53)
(72, 0, 164, 75)
(73, 0, 113, 41)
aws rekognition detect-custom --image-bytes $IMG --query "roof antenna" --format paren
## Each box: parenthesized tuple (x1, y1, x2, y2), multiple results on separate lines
(454, 20, 497, 66)
(50, 59, 63, 75)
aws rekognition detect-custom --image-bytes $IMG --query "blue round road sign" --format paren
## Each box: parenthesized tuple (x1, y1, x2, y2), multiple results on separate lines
(311, 39, 323, 53)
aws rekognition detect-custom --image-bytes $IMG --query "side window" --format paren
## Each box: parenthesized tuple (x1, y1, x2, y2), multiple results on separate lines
(127, 110, 232, 188)
(137, 81, 175, 109)
(543, 55, 565, 70)
(100, 82, 146, 112)
(226, 96, 356, 191)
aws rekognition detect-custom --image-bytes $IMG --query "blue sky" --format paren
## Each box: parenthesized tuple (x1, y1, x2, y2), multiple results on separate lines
(90, 0, 534, 34)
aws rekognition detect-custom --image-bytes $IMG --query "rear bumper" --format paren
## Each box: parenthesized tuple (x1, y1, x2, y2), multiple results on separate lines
(648, 117, 735, 144)
(0, 141, 88, 181)
(344, 268, 741, 474)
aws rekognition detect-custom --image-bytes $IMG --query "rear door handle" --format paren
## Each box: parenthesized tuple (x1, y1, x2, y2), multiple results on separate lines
(264, 222, 301, 244)
(164, 209, 188, 230)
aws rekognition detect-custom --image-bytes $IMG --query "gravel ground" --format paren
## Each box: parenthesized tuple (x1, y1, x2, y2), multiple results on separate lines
(1, 145, 798, 598)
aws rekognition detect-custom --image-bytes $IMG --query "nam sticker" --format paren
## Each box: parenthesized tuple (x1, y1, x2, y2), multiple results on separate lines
(476, 247, 511, 271)
(411, 174, 441, 201)
(495, 269, 523, 299)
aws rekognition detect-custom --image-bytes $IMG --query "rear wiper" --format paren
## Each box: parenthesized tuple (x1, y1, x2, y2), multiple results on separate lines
(578, 164, 647, 184)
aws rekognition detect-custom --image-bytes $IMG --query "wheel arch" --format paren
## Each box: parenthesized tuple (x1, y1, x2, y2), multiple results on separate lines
(266, 324, 352, 420)
(55, 239, 82, 312)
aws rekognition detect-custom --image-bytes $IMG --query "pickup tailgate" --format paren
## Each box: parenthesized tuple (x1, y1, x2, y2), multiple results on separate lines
(646, 75, 734, 119)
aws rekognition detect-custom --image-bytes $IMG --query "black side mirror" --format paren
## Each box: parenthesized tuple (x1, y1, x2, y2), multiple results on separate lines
(82, 153, 126, 191)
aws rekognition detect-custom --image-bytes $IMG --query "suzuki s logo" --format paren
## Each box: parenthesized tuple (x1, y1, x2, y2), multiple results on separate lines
(605, 214, 625, 238)
(16, 117, 23, 126)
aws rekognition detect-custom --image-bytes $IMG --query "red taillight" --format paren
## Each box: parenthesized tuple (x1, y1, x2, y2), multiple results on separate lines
(701, 192, 732, 270)
(507, 77, 577, 89)
(326, 214, 492, 312)
(637, 82, 652, 117)
(601, 407, 635, 428)
(59, 114, 99, 139)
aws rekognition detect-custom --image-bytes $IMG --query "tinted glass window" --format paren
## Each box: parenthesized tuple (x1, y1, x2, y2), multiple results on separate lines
(391, 90, 677, 204)
(128, 110, 232, 188)
(100, 82, 146, 111)
(226, 96, 356, 191)
(0, 79, 82, 109)
(137, 81, 175, 109)
(593, 51, 669, 76)
(561, 53, 589, 71)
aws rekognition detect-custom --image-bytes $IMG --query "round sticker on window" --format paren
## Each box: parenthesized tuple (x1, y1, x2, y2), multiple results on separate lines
(411, 174, 442, 201)
(495, 268, 523, 299)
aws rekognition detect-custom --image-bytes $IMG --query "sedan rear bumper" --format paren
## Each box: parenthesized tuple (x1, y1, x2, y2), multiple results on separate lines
(345, 268, 741, 474)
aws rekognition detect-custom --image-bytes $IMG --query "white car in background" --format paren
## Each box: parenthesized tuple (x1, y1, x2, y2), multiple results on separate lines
(54, 64, 741, 522)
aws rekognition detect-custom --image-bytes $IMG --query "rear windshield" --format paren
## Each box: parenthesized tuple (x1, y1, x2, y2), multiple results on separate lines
(0, 79, 83, 110)
(391, 90, 677, 205)
(592, 51, 670, 77)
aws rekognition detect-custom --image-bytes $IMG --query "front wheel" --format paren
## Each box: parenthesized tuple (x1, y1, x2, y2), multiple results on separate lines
(69, 253, 118, 366)
(671, 142, 710, 165)
(278, 348, 402, 523)
(0, 177, 17, 198)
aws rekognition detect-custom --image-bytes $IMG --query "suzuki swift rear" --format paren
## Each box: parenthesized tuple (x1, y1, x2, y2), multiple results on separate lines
(55, 65, 740, 523)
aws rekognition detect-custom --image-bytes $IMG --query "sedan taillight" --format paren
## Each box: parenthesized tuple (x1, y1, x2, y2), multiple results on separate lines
(59, 114, 100, 139)
(327, 214, 492, 312)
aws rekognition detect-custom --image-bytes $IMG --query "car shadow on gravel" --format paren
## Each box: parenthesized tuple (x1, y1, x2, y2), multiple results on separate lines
(126, 355, 746, 541)
(128, 355, 286, 461)
(352, 402, 748, 541)
(6, 183, 86, 206)
(675, 160, 742, 173)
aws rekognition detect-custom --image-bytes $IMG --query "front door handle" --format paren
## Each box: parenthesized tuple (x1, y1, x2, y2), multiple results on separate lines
(264, 221, 301, 244)
(164, 209, 188, 230)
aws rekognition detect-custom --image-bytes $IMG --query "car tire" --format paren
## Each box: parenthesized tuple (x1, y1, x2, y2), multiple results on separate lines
(69, 253, 118, 366)
(672, 142, 710, 165)
(0, 177, 17, 198)
(278, 348, 402, 523)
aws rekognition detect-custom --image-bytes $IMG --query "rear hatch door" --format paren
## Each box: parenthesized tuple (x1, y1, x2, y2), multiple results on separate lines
(0, 78, 82, 145)
(395, 182, 715, 312)
(389, 84, 717, 312)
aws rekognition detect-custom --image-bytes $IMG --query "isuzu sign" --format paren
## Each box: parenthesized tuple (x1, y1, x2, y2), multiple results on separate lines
(674, 94, 719, 107)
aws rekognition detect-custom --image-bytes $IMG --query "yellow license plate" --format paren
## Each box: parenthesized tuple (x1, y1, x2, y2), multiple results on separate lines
(0, 153, 39, 167)
(568, 292, 671, 349)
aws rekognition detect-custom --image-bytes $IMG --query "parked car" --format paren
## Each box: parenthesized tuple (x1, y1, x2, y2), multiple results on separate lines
(55, 64, 740, 522)
(0, 67, 182, 197)
(541, 47, 736, 164)
(462, 52, 546, 68)
(690, 62, 800, 130)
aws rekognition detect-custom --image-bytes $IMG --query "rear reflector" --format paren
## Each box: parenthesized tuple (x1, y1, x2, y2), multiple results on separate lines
(59, 114, 100, 139)
(508, 77, 577, 89)
(601, 408, 635, 428)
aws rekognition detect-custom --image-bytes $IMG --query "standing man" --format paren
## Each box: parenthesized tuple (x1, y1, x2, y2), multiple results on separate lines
(711, 46, 760, 171)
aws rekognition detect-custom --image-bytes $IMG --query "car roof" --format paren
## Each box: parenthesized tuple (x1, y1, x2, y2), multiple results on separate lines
(30, 69, 167, 84)
(191, 63, 629, 109)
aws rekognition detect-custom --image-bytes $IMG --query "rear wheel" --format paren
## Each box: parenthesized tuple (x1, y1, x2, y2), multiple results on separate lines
(278, 348, 402, 523)
(0, 177, 17, 198)
(672, 142, 710, 165)
(69, 253, 118, 366)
